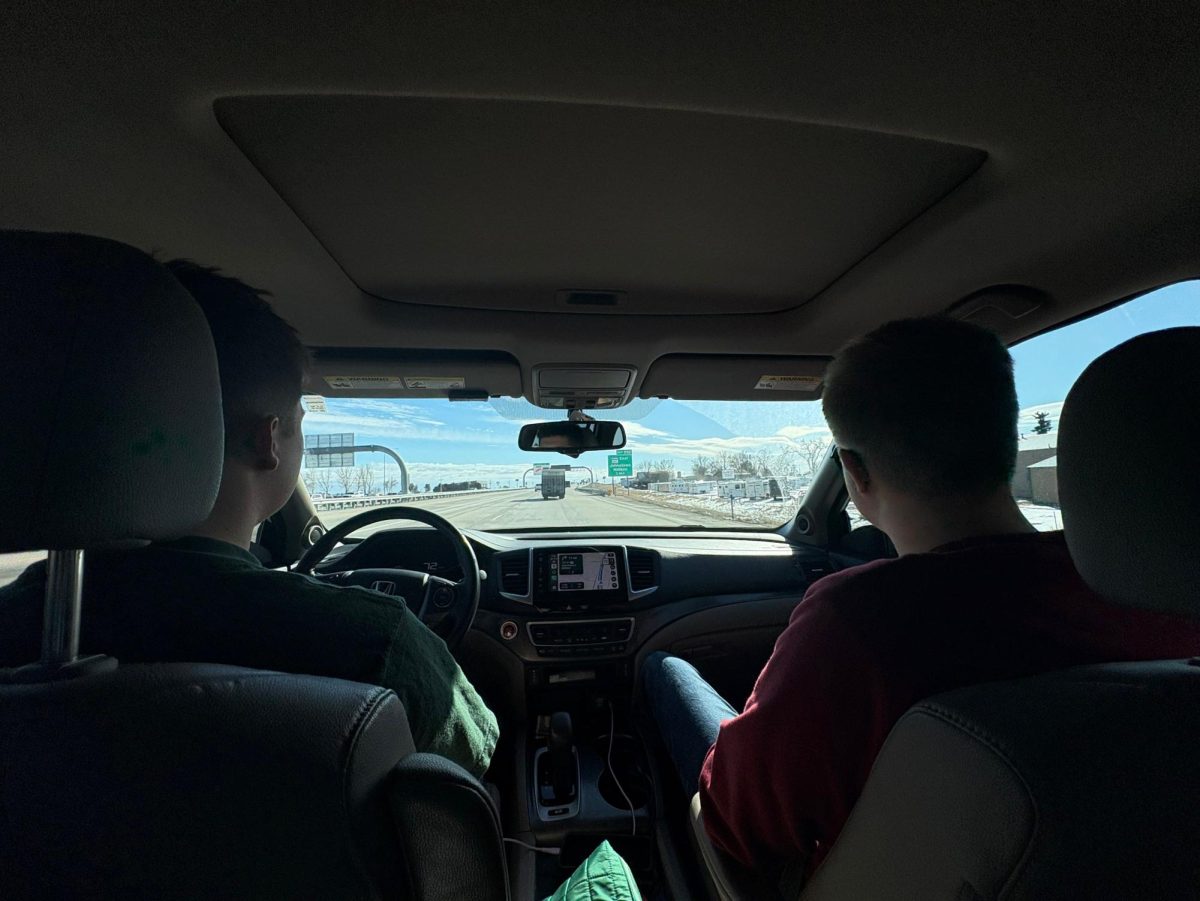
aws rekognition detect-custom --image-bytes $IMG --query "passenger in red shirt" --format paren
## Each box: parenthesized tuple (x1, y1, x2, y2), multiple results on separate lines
(640, 318, 1200, 885)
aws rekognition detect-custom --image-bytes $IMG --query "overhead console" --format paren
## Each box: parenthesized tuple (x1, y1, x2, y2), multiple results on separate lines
(532, 364, 638, 410)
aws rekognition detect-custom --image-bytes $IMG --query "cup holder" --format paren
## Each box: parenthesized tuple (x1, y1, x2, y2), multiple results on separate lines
(596, 734, 651, 811)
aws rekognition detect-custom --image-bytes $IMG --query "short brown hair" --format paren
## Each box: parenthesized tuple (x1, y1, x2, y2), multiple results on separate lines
(822, 317, 1018, 496)
(165, 260, 309, 456)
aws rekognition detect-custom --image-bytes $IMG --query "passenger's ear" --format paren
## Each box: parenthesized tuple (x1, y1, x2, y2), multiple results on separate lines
(840, 449, 871, 496)
(248, 416, 282, 471)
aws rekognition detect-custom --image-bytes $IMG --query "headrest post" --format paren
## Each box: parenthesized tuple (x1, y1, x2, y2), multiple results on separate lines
(41, 549, 84, 666)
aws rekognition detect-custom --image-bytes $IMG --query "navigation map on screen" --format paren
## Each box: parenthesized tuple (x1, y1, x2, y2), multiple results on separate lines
(549, 551, 619, 592)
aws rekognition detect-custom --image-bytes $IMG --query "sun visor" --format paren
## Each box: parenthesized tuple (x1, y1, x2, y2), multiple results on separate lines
(308, 349, 522, 398)
(639, 355, 829, 401)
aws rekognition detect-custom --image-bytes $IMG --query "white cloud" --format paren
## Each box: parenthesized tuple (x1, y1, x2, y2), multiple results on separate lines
(622, 422, 670, 438)
(775, 425, 834, 440)
(303, 410, 505, 446)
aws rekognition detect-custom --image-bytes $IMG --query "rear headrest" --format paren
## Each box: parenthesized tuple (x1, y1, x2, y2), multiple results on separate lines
(1059, 327, 1200, 618)
(0, 231, 223, 552)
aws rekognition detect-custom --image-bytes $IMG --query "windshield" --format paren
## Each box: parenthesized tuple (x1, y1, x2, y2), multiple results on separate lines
(301, 398, 831, 531)
(302, 279, 1200, 536)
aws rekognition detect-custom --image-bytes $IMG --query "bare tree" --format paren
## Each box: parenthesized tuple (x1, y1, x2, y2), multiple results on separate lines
(379, 472, 399, 495)
(796, 438, 833, 476)
(335, 466, 357, 496)
(355, 465, 377, 496)
(646, 458, 675, 475)
(729, 451, 757, 475)
(752, 449, 775, 478)
(768, 446, 802, 479)
(311, 468, 333, 497)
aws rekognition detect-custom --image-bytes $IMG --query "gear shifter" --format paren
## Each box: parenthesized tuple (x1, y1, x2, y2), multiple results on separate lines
(546, 711, 576, 804)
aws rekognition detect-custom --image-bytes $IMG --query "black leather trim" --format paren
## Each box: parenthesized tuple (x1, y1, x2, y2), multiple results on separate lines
(0, 663, 416, 900)
(391, 753, 510, 901)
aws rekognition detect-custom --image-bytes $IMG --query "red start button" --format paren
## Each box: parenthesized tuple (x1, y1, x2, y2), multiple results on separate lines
(499, 621, 519, 641)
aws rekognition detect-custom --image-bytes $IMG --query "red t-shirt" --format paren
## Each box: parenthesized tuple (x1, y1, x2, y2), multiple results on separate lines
(698, 531, 1200, 875)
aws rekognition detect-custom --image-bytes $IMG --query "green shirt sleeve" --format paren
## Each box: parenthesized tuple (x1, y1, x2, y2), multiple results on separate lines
(379, 605, 499, 779)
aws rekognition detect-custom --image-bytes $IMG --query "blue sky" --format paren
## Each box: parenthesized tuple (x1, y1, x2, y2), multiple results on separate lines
(303, 281, 1199, 486)
(1010, 280, 1200, 407)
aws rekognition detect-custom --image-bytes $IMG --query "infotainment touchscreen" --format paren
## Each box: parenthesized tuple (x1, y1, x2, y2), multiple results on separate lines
(549, 550, 619, 593)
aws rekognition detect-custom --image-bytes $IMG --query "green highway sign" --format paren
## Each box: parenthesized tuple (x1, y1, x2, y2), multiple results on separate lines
(608, 454, 633, 477)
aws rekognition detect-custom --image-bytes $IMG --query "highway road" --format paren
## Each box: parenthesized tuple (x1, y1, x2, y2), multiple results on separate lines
(320, 487, 750, 535)
(0, 489, 757, 588)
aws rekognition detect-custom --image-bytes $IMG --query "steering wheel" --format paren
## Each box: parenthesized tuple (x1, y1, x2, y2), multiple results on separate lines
(294, 506, 482, 651)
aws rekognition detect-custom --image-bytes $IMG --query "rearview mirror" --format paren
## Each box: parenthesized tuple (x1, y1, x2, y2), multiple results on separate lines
(518, 420, 626, 457)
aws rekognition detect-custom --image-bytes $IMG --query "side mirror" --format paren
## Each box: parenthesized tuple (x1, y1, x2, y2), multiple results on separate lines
(518, 420, 626, 457)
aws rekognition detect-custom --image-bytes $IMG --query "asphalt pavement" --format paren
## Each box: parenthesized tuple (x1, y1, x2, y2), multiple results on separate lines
(0, 489, 747, 589)
(319, 487, 744, 534)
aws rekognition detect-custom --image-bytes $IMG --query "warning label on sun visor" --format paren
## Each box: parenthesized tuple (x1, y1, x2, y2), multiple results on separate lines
(403, 376, 466, 390)
(754, 375, 822, 391)
(323, 375, 405, 390)
(301, 395, 327, 412)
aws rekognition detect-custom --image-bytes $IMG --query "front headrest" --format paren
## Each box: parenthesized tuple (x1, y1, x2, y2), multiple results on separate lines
(0, 232, 223, 552)
(1059, 327, 1200, 618)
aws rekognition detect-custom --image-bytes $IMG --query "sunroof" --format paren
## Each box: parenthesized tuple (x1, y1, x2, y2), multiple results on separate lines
(217, 95, 985, 316)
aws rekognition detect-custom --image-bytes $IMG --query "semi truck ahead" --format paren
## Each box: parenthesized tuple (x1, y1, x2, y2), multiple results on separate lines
(541, 469, 567, 499)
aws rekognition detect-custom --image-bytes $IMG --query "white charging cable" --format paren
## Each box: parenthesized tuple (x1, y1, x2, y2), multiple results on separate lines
(503, 837, 560, 856)
(607, 700, 637, 837)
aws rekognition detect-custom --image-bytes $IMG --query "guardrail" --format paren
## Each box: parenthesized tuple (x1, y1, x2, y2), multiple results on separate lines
(311, 486, 523, 512)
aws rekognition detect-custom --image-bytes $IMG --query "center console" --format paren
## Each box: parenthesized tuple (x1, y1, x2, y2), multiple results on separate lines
(530, 545, 656, 608)
(497, 545, 657, 660)
(489, 544, 663, 888)
(527, 617, 634, 658)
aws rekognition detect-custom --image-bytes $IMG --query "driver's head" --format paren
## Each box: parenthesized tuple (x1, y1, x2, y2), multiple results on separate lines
(166, 260, 310, 522)
(822, 316, 1018, 527)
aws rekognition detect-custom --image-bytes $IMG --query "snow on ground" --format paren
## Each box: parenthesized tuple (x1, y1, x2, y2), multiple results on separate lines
(608, 486, 1066, 532)
(607, 487, 809, 527)
(1017, 500, 1064, 532)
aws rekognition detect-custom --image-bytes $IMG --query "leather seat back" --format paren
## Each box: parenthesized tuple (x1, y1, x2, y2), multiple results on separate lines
(0, 232, 509, 900)
(0, 664, 414, 899)
(802, 661, 1200, 900)
(801, 327, 1200, 900)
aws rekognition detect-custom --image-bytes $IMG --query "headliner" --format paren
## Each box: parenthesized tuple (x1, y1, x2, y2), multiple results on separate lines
(3, 1, 1199, 402)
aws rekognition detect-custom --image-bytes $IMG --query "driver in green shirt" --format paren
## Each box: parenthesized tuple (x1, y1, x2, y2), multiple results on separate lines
(0, 261, 498, 778)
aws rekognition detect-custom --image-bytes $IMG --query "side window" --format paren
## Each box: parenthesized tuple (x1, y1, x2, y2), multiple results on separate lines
(1010, 281, 1200, 530)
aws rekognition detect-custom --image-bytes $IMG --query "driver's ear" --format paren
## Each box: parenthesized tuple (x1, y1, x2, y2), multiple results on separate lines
(248, 416, 282, 472)
(839, 449, 871, 497)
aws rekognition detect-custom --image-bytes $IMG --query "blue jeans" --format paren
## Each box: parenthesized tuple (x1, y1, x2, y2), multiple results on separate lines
(640, 651, 739, 796)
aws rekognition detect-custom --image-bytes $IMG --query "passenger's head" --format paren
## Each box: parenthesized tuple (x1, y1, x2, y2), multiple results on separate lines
(822, 317, 1018, 527)
(165, 260, 309, 522)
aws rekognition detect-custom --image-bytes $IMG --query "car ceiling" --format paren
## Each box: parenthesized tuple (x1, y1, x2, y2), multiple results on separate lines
(4, 1, 1199, 403)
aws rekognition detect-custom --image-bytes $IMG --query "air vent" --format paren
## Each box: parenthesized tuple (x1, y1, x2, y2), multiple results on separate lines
(499, 553, 530, 597)
(627, 548, 658, 592)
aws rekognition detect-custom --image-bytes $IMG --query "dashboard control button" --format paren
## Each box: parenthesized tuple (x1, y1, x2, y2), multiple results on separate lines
(499, 621, 518, 641)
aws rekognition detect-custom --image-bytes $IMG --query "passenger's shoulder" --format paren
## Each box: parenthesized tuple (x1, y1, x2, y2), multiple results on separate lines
(803, 556, 914, 603)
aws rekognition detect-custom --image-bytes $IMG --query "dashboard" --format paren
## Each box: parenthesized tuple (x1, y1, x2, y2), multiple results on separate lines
(316, 526, 835, 665)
